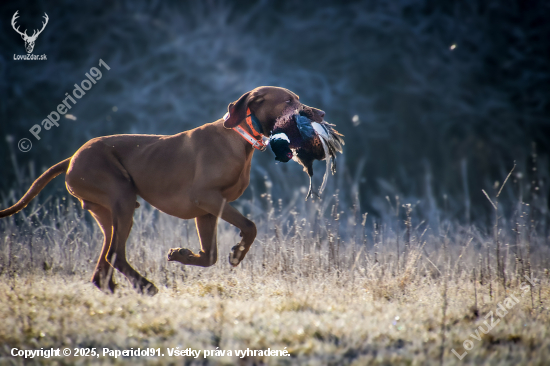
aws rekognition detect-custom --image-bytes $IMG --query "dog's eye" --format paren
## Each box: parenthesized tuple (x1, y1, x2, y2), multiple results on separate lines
(286, 100, 291, 103)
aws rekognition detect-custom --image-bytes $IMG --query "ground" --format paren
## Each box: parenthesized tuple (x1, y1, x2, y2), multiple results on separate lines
(1, 267, 548, 365)
(0, 196, 548, 365)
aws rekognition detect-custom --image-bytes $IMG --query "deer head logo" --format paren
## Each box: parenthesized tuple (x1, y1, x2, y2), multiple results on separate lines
(11, 11, 49, 54)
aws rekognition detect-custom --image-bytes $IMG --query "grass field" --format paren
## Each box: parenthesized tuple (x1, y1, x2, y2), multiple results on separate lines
(1, 185, 549, 365)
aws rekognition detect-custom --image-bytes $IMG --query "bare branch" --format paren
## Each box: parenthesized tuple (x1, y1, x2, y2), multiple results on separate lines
(496, 163, 516, 198)
(482, 189, 497, 211)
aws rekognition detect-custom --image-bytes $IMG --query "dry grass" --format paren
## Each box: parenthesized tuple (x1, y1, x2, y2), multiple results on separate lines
(1, 187, 549, 365)
(0, 267, 548, 365)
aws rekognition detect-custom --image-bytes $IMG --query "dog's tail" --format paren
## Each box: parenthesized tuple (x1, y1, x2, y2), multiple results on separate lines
(0, 158, 71, 218)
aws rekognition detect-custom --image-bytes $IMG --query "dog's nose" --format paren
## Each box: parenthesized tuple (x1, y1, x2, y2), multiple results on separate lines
(318, 110, 325, 118)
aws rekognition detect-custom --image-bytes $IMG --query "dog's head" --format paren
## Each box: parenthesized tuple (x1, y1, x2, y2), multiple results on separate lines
(223, 86, 325, 136)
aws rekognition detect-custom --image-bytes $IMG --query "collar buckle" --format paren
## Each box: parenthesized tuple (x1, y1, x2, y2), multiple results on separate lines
(233, 125, 268, 151)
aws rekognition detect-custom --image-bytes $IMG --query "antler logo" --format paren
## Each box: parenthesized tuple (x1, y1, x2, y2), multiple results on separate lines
(11, 10, 49, 54)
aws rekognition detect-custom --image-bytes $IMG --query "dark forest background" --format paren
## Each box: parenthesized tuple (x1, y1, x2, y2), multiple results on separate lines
(0, 0, 549, 226)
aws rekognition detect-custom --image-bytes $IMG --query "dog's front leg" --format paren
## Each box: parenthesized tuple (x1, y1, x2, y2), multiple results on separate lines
(167, 192, 256, 267)
(167, 213, 218, 267)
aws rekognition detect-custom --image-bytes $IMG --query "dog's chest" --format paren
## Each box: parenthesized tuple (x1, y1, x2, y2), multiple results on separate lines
(220, 155, 252, 202)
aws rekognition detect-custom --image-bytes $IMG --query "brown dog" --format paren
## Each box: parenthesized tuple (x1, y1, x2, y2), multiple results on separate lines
(0, 86, 326, 295)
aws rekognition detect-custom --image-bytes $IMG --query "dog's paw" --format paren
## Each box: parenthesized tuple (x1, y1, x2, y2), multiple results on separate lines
(167, 247, 194, 263)
(143, 283, 159, 296)
(228, 244, 246, 267)
(91, 269, 117, 293)
(134, 280, 159, 296)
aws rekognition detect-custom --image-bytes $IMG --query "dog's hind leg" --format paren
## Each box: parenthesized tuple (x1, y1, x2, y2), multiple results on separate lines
(66, 145, 157, 295)
(87, 201, 116, 293)
(168, 213, 218, 267)
(107, 192, 159, 296)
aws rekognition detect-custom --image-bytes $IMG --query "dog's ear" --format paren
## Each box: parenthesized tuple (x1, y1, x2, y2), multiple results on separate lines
(224, 90, 265, 128)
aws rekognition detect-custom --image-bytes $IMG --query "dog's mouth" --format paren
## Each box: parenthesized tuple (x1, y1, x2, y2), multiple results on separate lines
(297, 106, 325, 123)
(297, 108, 317, 121)
(276, 105, 325, 123)
(271, 106, 325, 135)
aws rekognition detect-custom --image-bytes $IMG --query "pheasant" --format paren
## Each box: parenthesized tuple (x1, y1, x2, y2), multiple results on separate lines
(269, 108, 344, 199)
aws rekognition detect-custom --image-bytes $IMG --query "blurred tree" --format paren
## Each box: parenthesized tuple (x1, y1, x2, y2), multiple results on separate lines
(0, 0, 548, 221)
